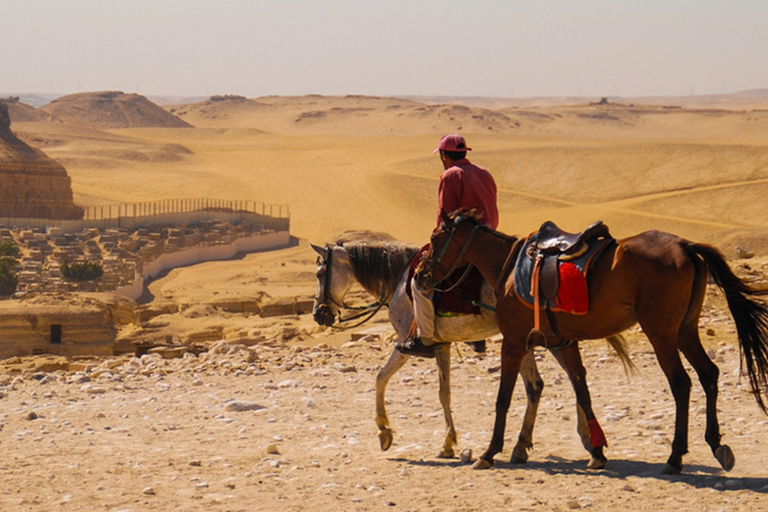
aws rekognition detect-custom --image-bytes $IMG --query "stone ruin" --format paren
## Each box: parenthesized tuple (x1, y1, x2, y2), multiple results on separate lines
(0, 102, 84, 220)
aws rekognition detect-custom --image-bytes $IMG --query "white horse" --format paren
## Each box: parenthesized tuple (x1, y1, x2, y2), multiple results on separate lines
(311, 235, 634, 461)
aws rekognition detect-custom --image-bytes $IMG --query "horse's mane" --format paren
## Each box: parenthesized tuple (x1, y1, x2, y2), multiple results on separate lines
(335, 230, 397, 245)
(340, 240, 420, 300)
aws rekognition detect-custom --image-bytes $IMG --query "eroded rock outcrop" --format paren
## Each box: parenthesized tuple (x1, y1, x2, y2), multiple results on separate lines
(0, 102, 83, 220)
(0, 293, 135, 359)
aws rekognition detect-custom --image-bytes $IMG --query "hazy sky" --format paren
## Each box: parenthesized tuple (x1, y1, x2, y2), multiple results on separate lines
(2, 0, 767, 99)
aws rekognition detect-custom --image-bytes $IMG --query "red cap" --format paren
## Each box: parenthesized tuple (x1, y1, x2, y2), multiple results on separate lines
(433, 133, 472, 154)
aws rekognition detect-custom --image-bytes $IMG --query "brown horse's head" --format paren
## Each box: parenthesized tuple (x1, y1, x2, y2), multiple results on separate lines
(421, 209, 479, 288)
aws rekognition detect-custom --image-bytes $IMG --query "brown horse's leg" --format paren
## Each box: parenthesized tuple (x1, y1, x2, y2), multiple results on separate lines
(549, 343, 608, 469)
(510, 352, 544, 464)
(474, 337, 525, 469)
(678, 328, 734, 471)
(434, 344, 457, 458)
(646, 336, 692, 474)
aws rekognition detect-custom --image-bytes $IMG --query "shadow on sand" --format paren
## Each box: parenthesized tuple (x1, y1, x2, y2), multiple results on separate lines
(391, 455, 768, 493)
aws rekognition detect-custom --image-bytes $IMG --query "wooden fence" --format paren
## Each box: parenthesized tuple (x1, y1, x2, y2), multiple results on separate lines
(1, 198, 290, 233)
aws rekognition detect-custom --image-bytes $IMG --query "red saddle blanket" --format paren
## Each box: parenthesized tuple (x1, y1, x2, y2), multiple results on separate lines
(513, 236, 613, 314)
(406, 244, 484, 316)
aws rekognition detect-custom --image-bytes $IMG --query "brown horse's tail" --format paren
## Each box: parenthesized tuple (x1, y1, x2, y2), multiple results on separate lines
(687, 242, 768, 413)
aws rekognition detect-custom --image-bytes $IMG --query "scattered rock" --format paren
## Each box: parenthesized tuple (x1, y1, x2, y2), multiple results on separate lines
(224, 400, 266, 412)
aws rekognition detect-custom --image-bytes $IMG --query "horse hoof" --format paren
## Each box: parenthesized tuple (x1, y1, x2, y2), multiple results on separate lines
(472, 458, 493, 470)
(437, 448, 455, 459)
(715, 445, 735, 472)
(586, 457, 606, 470)
(662, 463, 683, 475)
(378, 429, 393, 451)
(510, 453, 528, 464)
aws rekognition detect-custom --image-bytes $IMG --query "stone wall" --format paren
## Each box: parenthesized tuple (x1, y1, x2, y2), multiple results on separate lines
(0, 102, 84, 220)
(0, 293, 135, 359)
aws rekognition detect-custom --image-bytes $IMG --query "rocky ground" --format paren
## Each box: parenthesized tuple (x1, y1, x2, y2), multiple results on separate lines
(1, 249, 768, 511)
(1, 321, 768, 511)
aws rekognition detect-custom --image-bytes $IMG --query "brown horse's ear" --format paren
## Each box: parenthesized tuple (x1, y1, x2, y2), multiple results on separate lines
(439, 209, 452, 224)
(310, 243, 328, 258)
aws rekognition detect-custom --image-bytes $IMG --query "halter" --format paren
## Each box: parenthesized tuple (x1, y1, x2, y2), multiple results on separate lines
(315, 244, 387, 329)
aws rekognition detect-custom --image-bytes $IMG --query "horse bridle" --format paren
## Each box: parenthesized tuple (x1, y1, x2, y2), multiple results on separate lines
(315, 244, 387, 329)
(423, 215, 481, 289)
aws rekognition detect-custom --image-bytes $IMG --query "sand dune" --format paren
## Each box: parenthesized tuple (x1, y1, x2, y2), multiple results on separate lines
(41, 91, 191, 129)
(11, 94, 768, 253)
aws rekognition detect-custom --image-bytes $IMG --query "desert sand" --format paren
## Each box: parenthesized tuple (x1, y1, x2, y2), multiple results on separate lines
(3, 94, 768, 510)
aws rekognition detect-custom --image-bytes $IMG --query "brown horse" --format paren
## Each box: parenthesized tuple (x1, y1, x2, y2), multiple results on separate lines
(422, 210, 768, 474)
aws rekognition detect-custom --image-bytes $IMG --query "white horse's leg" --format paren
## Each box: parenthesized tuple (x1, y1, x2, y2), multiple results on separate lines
(510, 351, 544, 463)
(375, 349, 411, 451)
(434, 343, 457, 458)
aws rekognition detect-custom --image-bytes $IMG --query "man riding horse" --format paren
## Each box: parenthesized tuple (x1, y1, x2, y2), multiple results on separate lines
(398, 134, 499, 357)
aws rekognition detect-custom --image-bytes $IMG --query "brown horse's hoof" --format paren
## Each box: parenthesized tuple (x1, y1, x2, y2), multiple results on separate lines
(472, 458, 494, 470)
(510, 452, 528, 464)
(715, 445, 735, 472)
(662, 463, 683, 475)
(378, 429, 393, 451)
(586, 457, 607, 470)
(437, 447, 455, 459)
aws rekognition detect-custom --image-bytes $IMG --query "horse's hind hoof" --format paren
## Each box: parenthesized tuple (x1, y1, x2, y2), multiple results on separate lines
(715, 445, 735, 472)
(586, 457, 607, 470)
(662, 463, 683, 475)
(378, 429, 393, 451)
(510, 453, 528, 464)
(472, 458, 494, 470)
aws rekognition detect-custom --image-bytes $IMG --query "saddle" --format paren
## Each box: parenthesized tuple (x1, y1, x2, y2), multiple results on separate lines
(536, 220, 611, 255)
(530, 220, 611, 301)
(515, 220, 613, 315)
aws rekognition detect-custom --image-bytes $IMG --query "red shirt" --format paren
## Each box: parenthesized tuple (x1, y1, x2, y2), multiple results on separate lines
(436, 159, 499, 229)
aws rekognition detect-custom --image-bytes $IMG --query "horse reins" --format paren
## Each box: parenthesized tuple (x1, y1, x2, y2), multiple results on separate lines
(429, 218, 481, 287)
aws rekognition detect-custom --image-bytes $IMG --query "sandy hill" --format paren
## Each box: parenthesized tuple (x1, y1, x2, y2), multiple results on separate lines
(1, 96, 55, 122)
(169, 94, 536, 135)
(12, 121, 193, 206)
(8, 92, 768, 258)
(169, 94, 768, 140)
(41, 91, 192, 129)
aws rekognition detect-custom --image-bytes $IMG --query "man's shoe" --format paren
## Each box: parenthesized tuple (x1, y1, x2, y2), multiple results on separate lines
(396, 336, 437, 358)
(467, 340, 486, 353)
